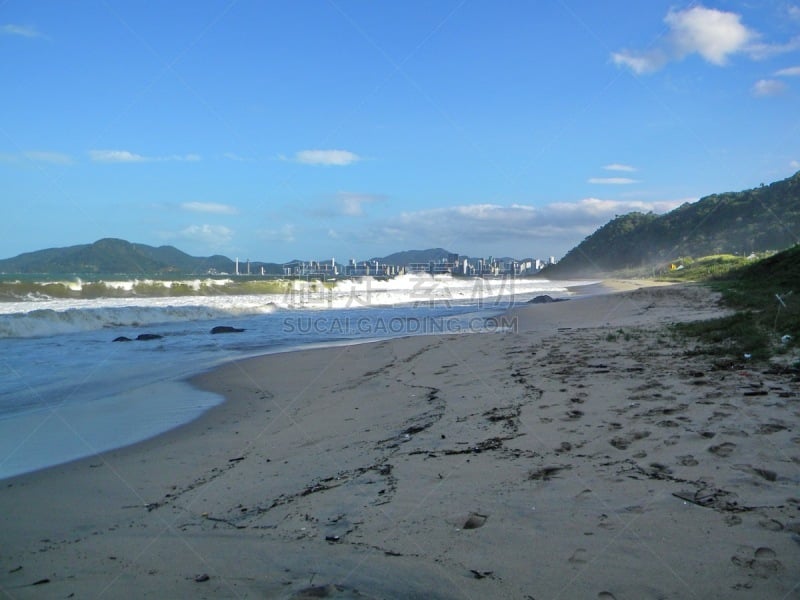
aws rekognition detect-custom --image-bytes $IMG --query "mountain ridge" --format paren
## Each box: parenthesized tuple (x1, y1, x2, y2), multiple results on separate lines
(0, 239, 463, 275)
(542, 170, 800, 278)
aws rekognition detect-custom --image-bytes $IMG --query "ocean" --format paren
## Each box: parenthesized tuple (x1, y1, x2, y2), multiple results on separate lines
(0, 273, 583, 479)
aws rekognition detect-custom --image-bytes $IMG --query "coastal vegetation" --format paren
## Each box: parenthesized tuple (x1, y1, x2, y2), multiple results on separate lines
(673, 244, 799, 363)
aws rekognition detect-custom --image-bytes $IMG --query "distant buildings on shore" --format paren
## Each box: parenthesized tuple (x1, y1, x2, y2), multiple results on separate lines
(278, 254, 558, 279)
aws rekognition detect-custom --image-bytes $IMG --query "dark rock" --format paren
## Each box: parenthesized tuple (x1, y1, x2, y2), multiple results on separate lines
(210, 326, 245, 334)
(528, 295, 569, 304)
(136, 333, 163, 341)
(112, 336, 132, 342)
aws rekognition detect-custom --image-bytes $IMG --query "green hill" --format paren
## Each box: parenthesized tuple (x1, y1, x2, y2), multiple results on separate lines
(372, 248, 455, 265)
(0, 238, 242, 275)
(543, 171, 800, 278)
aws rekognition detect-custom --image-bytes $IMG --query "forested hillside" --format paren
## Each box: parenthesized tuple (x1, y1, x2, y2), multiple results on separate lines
(544, 171, 800, 278)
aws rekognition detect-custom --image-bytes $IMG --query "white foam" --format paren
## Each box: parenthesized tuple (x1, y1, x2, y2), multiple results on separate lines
(0, 275, 578, 338)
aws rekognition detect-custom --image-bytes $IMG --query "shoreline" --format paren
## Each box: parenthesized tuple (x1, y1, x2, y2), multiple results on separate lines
(0, 277, 595, 482)
(2, 281, 798, 598)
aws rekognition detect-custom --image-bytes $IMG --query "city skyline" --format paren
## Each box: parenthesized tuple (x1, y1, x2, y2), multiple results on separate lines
(2, 2, 799, 262)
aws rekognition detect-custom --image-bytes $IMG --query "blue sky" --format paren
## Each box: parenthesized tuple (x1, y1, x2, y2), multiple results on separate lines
(2, 1, 799, 263)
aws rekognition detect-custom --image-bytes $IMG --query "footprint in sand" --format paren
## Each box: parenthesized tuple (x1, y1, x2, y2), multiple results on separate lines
(757, 423, 788, 435)
(609, 431, 649, 450)
(568, 548, 589, 564)
(597, 593, 617, 600)
(708, 442, 736, 457)
(731, 546, 783, 578)
(759, 519, 784, 532)
(290, 584, 372, 599)
(462, 512, 488, 530)
(678, 455, 698, 466)
(733, 464, 777, 481)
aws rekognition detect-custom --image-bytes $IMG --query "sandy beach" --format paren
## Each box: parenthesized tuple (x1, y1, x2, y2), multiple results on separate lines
(2, 282, 798, 599)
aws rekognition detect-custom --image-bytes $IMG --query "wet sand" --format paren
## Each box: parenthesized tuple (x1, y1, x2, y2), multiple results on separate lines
(2, 282, 799, 599)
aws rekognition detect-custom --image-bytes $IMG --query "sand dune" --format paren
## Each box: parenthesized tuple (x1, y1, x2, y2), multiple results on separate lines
(2, 282, 798, 599)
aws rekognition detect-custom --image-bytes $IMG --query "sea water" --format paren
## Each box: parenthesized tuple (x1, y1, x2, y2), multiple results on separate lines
(0, 274, 583, 479)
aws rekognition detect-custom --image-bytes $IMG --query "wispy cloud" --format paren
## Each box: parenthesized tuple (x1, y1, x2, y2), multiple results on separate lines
(89, 149, 147, 163)
(588, 177, 639, 185)
(612, 6, 758, 74)
(89, 149, 200, 163)
(337, 192, 386, 216)
(178, 224, 233, 247)
(294, 149, 361, 166)
(603, 163, 637, 172)
(23, 151, 73, 165)
(1, 24, 46, 39)
(775, 66, 800, 77)
(181, 202, 238, 215)
(348, 198, 690, 254)
(752, 79, 787, 97)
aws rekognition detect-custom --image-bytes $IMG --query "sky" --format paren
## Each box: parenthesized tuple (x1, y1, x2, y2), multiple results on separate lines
(1, 1, 799, 264)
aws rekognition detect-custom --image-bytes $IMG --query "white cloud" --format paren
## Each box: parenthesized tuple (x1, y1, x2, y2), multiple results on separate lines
(181, 202, 238, 215)
(613, 6, 757, 74)
(748, 36, 800, 61)
(588, 177, 639, 185)
(178, 224, 233, 247)
(791, 159, 800, 170)
(23, 151, 73, 165)
(612, 49, 668, 75)
(752, 79, 787, 97)
(775, 66, 800, 77)
(1, 24, 45, 39)
(89, 149, 147, 163)
(603, 163, 637, 172)
(666, 6, 754, 65)
(295, 149, 361, 166)
(790, 5, 800, 20)
(89, 150, 200, 163)
(351, 198, 690, 254)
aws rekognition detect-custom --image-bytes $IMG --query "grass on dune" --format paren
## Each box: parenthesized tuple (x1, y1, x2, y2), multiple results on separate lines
(671, 245, 799, 363)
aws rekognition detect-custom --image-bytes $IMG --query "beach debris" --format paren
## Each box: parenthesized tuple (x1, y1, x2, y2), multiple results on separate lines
(324, 535, 341, 543)
(194, 574, 210, 583)
(228, 456, 245, 463)
(672, 487, 752, 513)
(529, 465, 571, 481)
(31, 578, 50, 586)
(781, 334, 792, 344)
(469, 569, 494, 580)
(210, 325, 245, 334)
